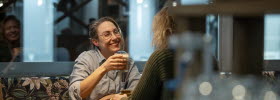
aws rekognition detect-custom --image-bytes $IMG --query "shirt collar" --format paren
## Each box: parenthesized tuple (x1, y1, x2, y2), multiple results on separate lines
(96, 49, 106, 65)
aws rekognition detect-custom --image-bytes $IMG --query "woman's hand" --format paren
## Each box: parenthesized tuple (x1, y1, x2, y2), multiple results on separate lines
(101, 54, 128, 72)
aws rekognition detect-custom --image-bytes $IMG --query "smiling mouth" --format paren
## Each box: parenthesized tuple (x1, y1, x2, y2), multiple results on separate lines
(111, 43, 119, 46)
(7, 33, 18, 38)
(10, 34, 17, 37)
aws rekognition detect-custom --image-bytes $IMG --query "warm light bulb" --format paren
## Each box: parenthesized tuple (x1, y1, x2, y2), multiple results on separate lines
(37, 0, 43, 6)
(264, 91, 277, 100)
(137, 0, 143, 4)
(199, 81, 213, 96)
(232, 85, 246, 100)
(0, 3, 3, 7)
(172, 1, 177, 7)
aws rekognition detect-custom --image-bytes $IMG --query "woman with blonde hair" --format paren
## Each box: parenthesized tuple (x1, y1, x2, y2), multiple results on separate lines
(121, 6, 176, 100)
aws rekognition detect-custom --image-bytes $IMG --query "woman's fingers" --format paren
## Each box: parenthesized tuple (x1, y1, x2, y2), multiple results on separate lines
(110, 58, 127, 62)
(111, 65, 126, 70)
(110, 54, 123, 59)
(104, 54, 129, 71)
(111, 62, 127, 66)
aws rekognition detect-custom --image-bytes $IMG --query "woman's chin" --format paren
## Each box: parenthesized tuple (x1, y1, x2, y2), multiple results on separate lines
(112, 48, 121, 52)
(7, 37, 19, 42)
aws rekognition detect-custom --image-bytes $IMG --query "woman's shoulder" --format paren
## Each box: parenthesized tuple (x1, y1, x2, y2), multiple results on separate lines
(73, 50, 101, 70)
(151, 49, 174, 58)
(75, 50, 99, 61)
(144, 49, 175, 77)
(148, 49, 174, 63)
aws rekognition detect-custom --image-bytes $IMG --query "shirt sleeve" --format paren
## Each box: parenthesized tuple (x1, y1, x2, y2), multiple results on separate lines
(69, 81, 82, 100)
(69, 52, 95, 100)
(126, 59, 141, 90)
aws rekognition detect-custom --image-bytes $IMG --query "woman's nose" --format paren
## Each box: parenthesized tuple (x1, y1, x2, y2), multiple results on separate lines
(11, 27, 17, 32)
(111, 32, 118, 40)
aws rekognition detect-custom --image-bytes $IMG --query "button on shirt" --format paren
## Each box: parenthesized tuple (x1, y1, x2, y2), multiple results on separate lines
(69, 49, 141, 100)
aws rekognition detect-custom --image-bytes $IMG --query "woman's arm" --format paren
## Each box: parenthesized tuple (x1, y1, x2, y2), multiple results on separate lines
(80, 65, 107, 98)
(80, 54, 128, 99)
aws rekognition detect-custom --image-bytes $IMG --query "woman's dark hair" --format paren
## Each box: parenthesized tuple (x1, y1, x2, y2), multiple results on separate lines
(2, 15, 20, 29)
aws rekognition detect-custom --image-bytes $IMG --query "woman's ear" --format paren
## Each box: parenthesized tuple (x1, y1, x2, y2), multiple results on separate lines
(91, 39, 99, 47)
(165, 28, 172, 36)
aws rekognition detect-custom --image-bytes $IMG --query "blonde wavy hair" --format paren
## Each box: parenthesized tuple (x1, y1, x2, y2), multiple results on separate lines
(152, 7, 175, 50)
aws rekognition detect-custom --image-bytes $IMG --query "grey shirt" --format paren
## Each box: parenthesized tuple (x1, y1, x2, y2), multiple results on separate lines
(69, 49, 141, 100)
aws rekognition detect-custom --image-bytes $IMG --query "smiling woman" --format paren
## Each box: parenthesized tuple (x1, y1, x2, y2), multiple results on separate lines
(69, 17, 141, 100)
(0, 15, 21, 62)
(91, 20, 123, 58)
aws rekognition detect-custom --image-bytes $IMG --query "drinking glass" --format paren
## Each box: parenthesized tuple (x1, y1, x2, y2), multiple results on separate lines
(115, 51, 130, 90)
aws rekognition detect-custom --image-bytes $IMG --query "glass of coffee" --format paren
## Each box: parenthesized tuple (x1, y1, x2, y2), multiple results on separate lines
(115, 51, 130, 84)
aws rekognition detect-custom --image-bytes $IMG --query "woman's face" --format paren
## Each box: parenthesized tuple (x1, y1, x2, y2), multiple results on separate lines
(92, 21, 122, 56)
(3, 20, 20, 42)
